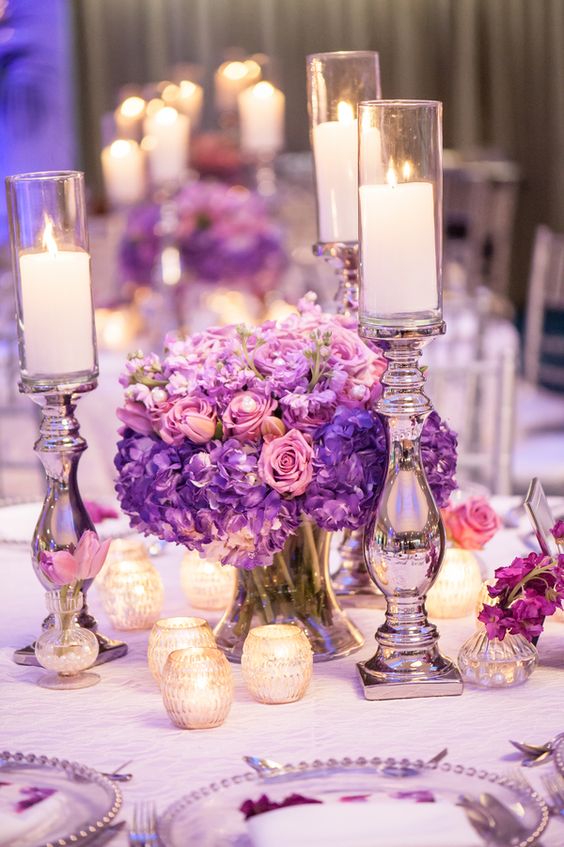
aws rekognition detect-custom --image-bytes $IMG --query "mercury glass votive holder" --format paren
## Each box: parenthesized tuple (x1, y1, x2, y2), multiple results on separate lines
(180, 551, 236, 611)
(98, 537, 150, 585)
(147, 616, 216, 686)
(425, 548, 483, 619)
(161, 646, 233, 729)
(101, 555, 164, 631)
(241, 624, 313, 704)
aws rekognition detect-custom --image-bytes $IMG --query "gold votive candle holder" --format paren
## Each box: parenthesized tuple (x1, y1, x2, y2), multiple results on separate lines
(101, 552, 164, 631)
(148, 616, 216, 685)
(162, 646, 233, 729)
(241, 624, 313, 704)
(426, 548, 483, 619)
(99, 537, 149, 585)
(180, 551, 236, 611)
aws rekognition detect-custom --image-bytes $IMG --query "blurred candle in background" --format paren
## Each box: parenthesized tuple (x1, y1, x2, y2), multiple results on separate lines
(238, 81, 285, 156)
(174, 80, 204, 128)
(115, 95, 146, 140)
(101, 139, 145, 207)
(143, 106, 190, 186)
(215, 60, 252, 111)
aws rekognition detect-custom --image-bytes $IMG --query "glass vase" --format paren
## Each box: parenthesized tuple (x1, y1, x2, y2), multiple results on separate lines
(35, 590, 100, 689)
(214, 521, 364, 662)
(458, 627, 538, 688)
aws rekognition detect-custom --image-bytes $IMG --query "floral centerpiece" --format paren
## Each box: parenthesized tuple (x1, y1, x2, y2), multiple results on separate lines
(119, 180, 287, 298)
(115, 294, 457, 659)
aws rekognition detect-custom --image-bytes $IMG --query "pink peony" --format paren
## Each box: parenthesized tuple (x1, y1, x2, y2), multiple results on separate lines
(157, 395, 216, 445)
(117, 400, 154, 436)
(443, 496, 501, 550)
(258, 428, 313, 496)
(39, 531, 112, 587)
(223, 390, 277, 441)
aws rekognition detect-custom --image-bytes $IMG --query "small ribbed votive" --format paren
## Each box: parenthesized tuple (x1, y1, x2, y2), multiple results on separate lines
(241, 624, 313, 704)
(148, 616, 216, 686)
(180, 551, 236, 611)
(426, 548, 483, 619)
(101, 553, 164, 631)
(162, 647, 233, 729)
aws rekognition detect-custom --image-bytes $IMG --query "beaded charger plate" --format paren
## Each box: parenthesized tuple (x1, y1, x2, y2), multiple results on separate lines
(0, 751, 122, 847)
(158, 756, 549, 847)
(554, 736, 564, 777)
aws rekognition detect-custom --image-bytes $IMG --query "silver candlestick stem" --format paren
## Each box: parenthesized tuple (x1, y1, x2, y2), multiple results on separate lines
(356, 323, 463, 699)
(313, 240, 380, 603)
(13, 379, 127, 666)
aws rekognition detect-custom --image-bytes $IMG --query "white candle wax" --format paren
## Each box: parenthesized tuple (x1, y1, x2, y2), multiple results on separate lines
(360, 181, 438, 315)
(114, 96, 146, 141)
(143, 106, 190, 186)
(312, 118, 358, 242)
(214, 61, 250, 111)
(238, 82, 285, 156)
(101, 139, 145, 207)
(20, 232, 95, 377)
(175, 80, 204, 128)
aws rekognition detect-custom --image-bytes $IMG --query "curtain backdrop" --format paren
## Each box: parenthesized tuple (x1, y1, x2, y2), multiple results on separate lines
(73, 0, 564, 304)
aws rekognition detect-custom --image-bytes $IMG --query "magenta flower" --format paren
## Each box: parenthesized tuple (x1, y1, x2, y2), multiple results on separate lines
(258, 429, 313, 496)
(240, 794, 322, 820)
(39, 531, 112, 587)
(552, 520, 564, 544)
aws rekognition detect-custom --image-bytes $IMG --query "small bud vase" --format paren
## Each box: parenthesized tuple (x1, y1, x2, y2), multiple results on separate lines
(35, 590, 100, 689)
(458, 627, 538, 688)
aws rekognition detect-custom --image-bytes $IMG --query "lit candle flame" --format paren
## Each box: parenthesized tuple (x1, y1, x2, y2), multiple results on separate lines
(41, 215, 58, 257)
(402, 160, 413, 180)
(179, 80, 197, 97)
(386, 159, 398, 187)
(253, 81, 274, 99)
(337, 100, 354, 125)
(120, 96, 145, 119)
(223, 61, 247, 81)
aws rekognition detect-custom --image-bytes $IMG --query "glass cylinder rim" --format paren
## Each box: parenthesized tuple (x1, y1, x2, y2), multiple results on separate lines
(249, 624, 302, 640)
(306, 50, 379, 62)
(359, 99, 442, 110)
(154, 616, 208, 631)
(168, 646, 221, 661)
(6, 170, 84, 185)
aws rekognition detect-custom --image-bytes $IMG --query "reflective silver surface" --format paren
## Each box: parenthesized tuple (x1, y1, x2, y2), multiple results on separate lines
(357, 324, 463, 700)
(313, 241, 359, 317)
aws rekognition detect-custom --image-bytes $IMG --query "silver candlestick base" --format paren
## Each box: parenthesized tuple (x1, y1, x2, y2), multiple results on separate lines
(13, 378, 127, 667)
(356, 321, 463, 700)
(313, 241, 359, 318)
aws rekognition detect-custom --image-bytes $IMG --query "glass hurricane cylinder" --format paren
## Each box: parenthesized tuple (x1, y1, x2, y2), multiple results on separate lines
(458, 628, 538, 688)
(180, 551, 236, 611)
(426, 548, 483, 619)
(358, 100, 443, 329)
(147, 616, 215, 686)
(35, 590, 100, 689)
(162, 646, 233, 729)
(242, 624, 313, 704)
(214, 521, 363, 662)
(101, 556, 164, 630)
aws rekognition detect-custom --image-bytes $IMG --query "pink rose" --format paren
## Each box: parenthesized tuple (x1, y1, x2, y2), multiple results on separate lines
(117, 401, 154, 436)
(442, 497, 501, 550)
(258, 428, 313, 496)
(39, 531, 111, 586)
(223, 390, 277, 441)
(328, 324, 377, 377)
(157, 396, 217, 445)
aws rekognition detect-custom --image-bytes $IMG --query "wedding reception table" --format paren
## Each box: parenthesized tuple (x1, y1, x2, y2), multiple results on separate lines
(0, 498, 562, 845)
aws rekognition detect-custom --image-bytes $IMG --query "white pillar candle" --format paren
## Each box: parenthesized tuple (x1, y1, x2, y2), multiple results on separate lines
(312, 101, 359, 242)
(143, 106, 190, 186)
(114, 96, 146, 140)
(101, 139, 145, 207)
(175, 80, 204, 128)
(214, 61, 250, 111)
(19, 218, 95, 376)
(359, 170, 438, 315)
(238, 81, 285, 156)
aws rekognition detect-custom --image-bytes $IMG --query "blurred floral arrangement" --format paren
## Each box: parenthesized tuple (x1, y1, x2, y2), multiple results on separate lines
(442, 496, 501, 550)
(114, 294, 457, 570)
(478, 520, 564, 642)
(119, 180, 287, 296)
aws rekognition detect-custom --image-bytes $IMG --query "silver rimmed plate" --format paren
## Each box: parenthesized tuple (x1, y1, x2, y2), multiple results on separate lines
(0, 499, 134, 546)
(0, 750, 122, 846)
(157, 755, 549, 847)
(554, 736, 564, 777)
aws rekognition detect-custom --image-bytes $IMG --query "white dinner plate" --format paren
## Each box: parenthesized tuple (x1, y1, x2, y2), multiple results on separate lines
(157, 755, 549, 847)
(0, 751, 121, 847)
(0, 500, 133, 546)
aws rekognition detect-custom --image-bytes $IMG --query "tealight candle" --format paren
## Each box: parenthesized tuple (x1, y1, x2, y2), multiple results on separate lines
(115, 96, 146, 140)
(101, 551, 164, 630)
(162, 647, 233, 729)
(180, 551, 236, 611)
(101, 139, 145, 207)
(238, 81, 285, 156)
(242, 624, 313, 704)
(143, 106, 190, 186)
(148, 616, 215, 686)
(426, 548, 483, 619)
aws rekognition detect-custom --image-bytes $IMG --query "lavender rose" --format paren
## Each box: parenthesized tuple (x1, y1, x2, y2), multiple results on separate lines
(258, 428, 313, 496)
(157, 395, 216, 445)
(223, 390, 277, 441)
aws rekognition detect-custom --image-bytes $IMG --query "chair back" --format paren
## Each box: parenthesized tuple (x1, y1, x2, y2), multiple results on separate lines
(524, 224, 564, 386)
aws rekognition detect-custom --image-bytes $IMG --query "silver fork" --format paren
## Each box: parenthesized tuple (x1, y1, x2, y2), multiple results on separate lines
(541, 771, 564, 818)
(129, 802, 159, 846)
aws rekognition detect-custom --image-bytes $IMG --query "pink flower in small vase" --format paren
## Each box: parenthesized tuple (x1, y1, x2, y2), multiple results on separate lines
(258, 428, 313, 496)
(39, 531, 112, 587)
(442, 496, 501, 550)
(552, 520, 564, 546)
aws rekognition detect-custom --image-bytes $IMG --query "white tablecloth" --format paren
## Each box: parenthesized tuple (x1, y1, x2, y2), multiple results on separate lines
(1, 500, 563, 845)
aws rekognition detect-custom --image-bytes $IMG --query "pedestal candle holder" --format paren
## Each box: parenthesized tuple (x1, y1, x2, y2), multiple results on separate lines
(356, 100, 462, 699)
(6, 170, 127, 667)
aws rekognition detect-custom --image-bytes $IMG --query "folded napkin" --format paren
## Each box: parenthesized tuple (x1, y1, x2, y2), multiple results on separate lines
(247, 800, 481, 847)
(0, 783, 64, 847)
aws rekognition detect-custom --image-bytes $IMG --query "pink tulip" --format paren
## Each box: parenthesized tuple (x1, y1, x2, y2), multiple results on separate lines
(38, 531, 112, 587)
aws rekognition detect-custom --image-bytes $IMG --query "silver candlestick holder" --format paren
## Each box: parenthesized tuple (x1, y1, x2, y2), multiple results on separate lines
(356, 322, 463, 699)
(312, 241, 359, 318)
(13, 378, 127, 666)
